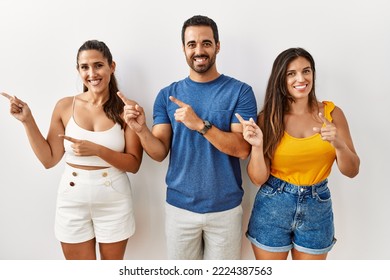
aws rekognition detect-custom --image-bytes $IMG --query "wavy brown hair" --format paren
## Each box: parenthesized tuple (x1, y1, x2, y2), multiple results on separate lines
(260, 47, 318, 160)
(77, 40, 125, 129)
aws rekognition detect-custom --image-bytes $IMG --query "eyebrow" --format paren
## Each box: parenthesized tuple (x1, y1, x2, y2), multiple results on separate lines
(287, 66, 312, 72)
(79, 61, 105, 66)
(186, 39, 213, 45)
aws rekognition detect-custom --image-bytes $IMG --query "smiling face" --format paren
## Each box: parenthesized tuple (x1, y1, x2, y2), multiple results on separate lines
(285, 56, 313, 100)
(77, 49, 115, 95)
(183, 25, 220, 77)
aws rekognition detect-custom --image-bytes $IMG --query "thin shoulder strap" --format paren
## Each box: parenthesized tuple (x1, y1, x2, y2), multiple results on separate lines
(72, 96, 76, 119)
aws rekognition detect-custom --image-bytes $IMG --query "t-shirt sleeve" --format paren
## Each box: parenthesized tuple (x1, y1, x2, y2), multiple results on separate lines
(153, 90, 171, 125)
(232, 85, 258, 123)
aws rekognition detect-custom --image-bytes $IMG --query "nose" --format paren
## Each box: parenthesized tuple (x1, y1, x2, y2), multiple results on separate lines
(88, 68, 97, 77)
(194, 43, 205, 54)
(295, 72, 305, 82)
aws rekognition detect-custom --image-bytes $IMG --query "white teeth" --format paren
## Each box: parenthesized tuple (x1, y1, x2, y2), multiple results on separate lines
(294, 85, 306, 89)
(89, 80, 100, 86)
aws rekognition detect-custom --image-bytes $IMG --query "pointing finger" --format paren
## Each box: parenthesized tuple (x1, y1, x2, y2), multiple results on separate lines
(1, 92, 12, 100)
(319, 112, 332, 126)
(2, 93, 24, 107)
(169, 96, 187, 107)
(58, 134, 80, 143)
(235, 113, 245, 124)
(117, 91, 131, 105)
(313, 127, 321, 133)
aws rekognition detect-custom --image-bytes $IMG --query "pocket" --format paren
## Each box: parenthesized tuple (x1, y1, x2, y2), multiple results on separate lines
(109, 173, 131, 196)
(314, 186, 332, 202)
(210, 110, 234, 132)
(258, 182, 278, 197)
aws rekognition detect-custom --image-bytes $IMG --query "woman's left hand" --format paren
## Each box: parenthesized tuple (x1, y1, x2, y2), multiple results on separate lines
(58, 134, 99, 156)
(313, 113, 343, 149)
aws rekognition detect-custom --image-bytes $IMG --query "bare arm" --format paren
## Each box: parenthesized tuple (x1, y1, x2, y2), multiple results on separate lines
(2, 93, 66, 169)
(118, 91, 171, 162)
(236, 113, 270, 186)
(247, 146, 270, 186)
(202, 123, 251, 159)
(313, 107, 360, 178)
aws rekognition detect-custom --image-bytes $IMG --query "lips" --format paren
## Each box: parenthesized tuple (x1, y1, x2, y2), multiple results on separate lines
(89, 79, 101, 86)
(294, 84, 307, 90)
(193, 56, 208, 62)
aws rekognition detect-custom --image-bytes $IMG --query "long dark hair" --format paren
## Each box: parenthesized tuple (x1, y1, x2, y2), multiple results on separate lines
(261, 47, 318, 160)
(77, 40, 125, 129)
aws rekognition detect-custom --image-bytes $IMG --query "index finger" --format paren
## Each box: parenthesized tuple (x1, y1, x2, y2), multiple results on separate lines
(58, 134, 79, 143)
(1, 92, 12, 100)
(117, 91, 131, 105)
(319, 112, 332, 126)
(169, 96, 187, 107)
(235, 113, 245, 124)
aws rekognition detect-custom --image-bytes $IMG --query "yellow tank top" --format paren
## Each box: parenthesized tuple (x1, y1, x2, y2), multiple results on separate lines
(270, 101, 336, 186)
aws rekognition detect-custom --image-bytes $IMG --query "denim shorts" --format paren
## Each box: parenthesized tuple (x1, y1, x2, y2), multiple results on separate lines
(246, 176, 336, 255)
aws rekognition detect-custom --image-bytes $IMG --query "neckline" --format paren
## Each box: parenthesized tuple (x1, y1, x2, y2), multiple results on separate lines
(186, 74, 224, 85)
(70, 116, 118, 133)
(284, 131, 320, 140)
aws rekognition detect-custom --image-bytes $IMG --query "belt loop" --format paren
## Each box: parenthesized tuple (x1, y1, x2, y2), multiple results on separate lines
(278, 182, 285, 193)
(311, 184, 317, 198)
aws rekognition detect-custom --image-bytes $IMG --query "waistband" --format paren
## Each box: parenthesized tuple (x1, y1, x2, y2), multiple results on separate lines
(266, 175, 328, 195)
(63, 164, 125, 180)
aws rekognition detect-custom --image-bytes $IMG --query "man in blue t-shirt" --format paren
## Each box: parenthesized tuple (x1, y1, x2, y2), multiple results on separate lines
(119, 15, 257, 259)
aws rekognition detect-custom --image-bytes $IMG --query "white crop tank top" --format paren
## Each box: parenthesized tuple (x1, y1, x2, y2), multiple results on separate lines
(64, 97, 125, 167)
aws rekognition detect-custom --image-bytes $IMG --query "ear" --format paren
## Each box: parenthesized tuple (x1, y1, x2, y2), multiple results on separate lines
(111, 61, 116, 73)
(216, 41, 220, 54)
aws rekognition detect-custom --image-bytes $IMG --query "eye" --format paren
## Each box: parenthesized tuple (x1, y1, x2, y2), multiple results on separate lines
(303, 69, 311, 74)
(80, 65, 88, 70)
(187, 43, 196, 49)
(203, 42, 212, 47)
(287, 72, 295, 77)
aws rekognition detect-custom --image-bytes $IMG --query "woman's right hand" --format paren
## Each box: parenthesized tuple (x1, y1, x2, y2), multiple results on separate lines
(117, 91, 146, 133)
(1, 92, 32, 123)
(235, 113, 263, 147)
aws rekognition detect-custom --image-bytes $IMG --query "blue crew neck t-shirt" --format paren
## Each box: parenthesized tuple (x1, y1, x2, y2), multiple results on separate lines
(153, 74, 257, 213)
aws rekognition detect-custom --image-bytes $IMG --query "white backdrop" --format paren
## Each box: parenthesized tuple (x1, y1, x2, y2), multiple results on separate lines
(0, 0, 389, 260)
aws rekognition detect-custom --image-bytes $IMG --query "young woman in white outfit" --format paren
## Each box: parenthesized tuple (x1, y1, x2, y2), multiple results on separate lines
(2, 40, 143, 260)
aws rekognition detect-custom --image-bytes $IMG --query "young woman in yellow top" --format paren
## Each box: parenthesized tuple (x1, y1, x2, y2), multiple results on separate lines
(236, 47, 360, 260)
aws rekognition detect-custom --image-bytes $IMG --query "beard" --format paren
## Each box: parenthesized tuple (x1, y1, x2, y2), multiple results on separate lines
(186, 54, 216, 74)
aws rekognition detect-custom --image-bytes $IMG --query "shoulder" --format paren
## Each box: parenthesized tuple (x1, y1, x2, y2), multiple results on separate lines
(161, 78, 187, 91)
(49, 96, 74, 123)
(54, 96, 74, 110)
(321, 101, 348, 124)
(331, 105, 346, 120)
(222, 74, 252, 87)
